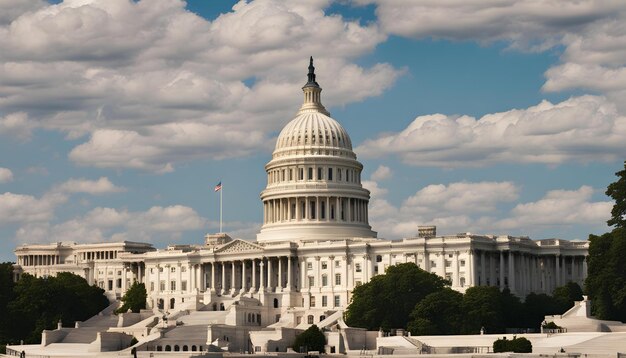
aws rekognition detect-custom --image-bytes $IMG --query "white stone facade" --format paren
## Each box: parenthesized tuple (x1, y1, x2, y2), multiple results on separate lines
(13, 59, 589, 334)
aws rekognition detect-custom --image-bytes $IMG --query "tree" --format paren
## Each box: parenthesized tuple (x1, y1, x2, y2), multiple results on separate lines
(523, 293, 560, 329)
(117, 282, 147, 313)
(553, 282, 583, 313)
(292, 325, 325, 353)
(606, 161, 626, 228)
(0, 263, 15, 344)
(585, 228, 626, 321)
(344, 263, 448, 330)
(499, 288, 524, 329)
(493, 336, 532, 353)
(408, 288, 463, 335)
(462, 286, 505, 334)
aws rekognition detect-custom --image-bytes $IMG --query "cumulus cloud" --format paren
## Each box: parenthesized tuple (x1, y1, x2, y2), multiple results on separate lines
(0, 191, 66, 224)
(370, 165, 392, 181)
(0, 0, 401, 171)
(358, 95, 626, 167)
(365, 180, 609, 240)
(15, 204, 207, 244)
(0, 167, 13, 183)
(55, 177, 126, 195)
(496, 186, 612, 229)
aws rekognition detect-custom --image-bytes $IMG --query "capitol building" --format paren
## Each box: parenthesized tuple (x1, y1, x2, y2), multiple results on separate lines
(12, 59, 589, 354)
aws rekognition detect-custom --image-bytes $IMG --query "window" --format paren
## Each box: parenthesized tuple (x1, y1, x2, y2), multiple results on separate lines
(328, 168, 333, 180)
(171, 267, 176, 273)
(170, 280, 176, 291)
(308, 167, 313, 180)
(322, 275, 328, 287)
(308, 276, 315, 287)
(108, 280, 113, 291)
(355, 280, 362, 286)
(308, 315, 314, 324)
(297, 316, 302, 325)
(335, 261, 341, 268)
(355, 263, 362, 272)
(299, 168, 304, 180)
(150, 282, 155, 291)
(322, 296, 328, 307)
(159, 267, 163, 273)
(376, 255, 382, 262)
(117, 270, 122, 276)
(430, 260, 437, 268)
(181, 281, 187, 291)
(445, 260, 452, 268)
(338, 169, 342, 181)
(160, 281, 165, 291)
(374, 266, 378, 273)
(460, 260, 466, 267)
(181, 266, 187, 272)
(317, 167, 323, 180)
(307, 262, 312, 270)
(334, 295, 340, 307)
(116, 278, 122, 288)
(289, 169, 293, 181)
(321, 261, 328, 270)
(335, 273, 341, 285)
(310, 296, 316, 307)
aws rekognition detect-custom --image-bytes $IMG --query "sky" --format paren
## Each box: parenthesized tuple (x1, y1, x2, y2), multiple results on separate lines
(1, 0, 625, 262)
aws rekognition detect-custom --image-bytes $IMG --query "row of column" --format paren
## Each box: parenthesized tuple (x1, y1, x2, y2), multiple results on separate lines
(81, 250, 118, 261)
(151, 257, 296, 294)
(18, 254, 60, 266)
(263, 196, 368, 224)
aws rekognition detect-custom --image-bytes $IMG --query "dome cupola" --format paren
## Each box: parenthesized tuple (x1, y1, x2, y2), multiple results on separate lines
(257, 58, 376, 243)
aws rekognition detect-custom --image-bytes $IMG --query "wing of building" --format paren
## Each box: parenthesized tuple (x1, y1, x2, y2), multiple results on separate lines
(11, 58, 589, 355)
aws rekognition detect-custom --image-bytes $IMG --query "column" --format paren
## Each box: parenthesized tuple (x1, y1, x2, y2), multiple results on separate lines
(252, 259, 257, 292)
(286, 256, 292, 292)
(301, 258, 307, 290)
(499, 251, 505, 289)
(242, 260, 247, 291)
(260, 259, 265, 291)
(277, 257, 283, 292)
(316, 256, 322, 290)
(467, 250, 474, 286)
(231, 261, 236, 293)
(582, 256, 588, 281)
(453, 251, 460, 287)
(220, 262, 226, 293)
(480, 251, 486, 286)
(489, 253, 496, 287)
(268, 257, 273, 291)
(555, 254, 561, 288)
(508, 252, 516, 293)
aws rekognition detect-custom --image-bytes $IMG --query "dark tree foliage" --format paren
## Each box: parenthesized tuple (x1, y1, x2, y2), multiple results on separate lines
(292, 325, 325, 353)
(462, 286, 505, 334)
(499, 288, 524, 329)
(407, 288, 463, 335)
(606, 161, 626, 228)
(116, 282, 147, 314)
(523, 293, 561, 329)
(0, 263, 15, 344)
(493, 336, 532, 353)
(344, 263, 448, 330)
(586, 228, 626, 321)
(553, 282, 583, 313)
(6, 273, 108, 344)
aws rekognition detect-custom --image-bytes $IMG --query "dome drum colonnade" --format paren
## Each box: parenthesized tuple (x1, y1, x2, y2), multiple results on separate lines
(258, 57, 376, 242)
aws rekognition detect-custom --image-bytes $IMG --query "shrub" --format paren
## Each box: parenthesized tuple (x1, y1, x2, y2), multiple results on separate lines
(493, 336, 532, 353)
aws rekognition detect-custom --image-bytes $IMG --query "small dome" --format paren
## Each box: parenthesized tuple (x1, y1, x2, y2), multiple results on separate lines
(274, 111, 353, 152)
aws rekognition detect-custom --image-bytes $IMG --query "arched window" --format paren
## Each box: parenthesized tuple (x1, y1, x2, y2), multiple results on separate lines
(273, 298, 279, 308)
(460, 277, 466, 287)
(157, 299, 164, 310)
(183, 345, 188, 351)
(220, 303, 225, 311)
(307, 315, 314, 324)
(170, 298, 175, 309)
(191, 345, 197, 351)
(165, 345, 171, 351)
(157, 346, 162, 351)
(174, 345, 180, 351)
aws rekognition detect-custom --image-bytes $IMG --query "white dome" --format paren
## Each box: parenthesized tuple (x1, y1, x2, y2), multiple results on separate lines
(274, 112, 353, 152)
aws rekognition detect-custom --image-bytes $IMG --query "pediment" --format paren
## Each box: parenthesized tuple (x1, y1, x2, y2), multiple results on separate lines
(216, 239, 264, 254)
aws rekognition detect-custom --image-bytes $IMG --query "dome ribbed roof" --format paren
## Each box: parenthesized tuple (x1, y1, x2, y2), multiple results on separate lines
(275, 111, 352, 151)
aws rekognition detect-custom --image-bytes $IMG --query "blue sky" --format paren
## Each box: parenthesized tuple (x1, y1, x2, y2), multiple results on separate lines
(1, 0, 625, 262)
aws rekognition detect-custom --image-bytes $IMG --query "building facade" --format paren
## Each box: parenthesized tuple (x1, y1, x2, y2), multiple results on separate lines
(14, 59, 589, 331)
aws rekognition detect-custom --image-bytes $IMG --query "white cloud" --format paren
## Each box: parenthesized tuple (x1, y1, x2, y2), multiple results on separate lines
(0, 167, 14, 183)
(0, 192, 66, 224)
(14, 204, 207, 244)
(496, 186, 612, 229)
(0, 0, 401, 171)
(358, 95, 626, 167)
(370, 165, 392, 181)
(365, 180, 609, 240)
(55, 177, 126, 195)
(0, 112, 34, 140)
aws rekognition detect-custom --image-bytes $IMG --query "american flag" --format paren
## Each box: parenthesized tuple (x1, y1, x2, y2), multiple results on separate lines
(214, 181, 222, 192)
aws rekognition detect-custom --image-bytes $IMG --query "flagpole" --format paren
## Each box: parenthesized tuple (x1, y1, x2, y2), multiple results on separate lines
(219, 183, 223, 233)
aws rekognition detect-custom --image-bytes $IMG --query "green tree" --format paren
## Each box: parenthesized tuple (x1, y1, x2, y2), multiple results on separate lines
(523, 293, 560, 329)
(292, 325, 325, 353)
(493, 336, 532, 353)
(553, 282, 583, 313)
(462, 286, 505, 334)
(116, 282, 147, 313)
(606, 161, 626, 228)
(408, 288, 463, 335)
(499, 288, 524, 329)
(586, 228, 626, 321)
(344, 263, 448, 330)
(0, 263, 15, 344)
